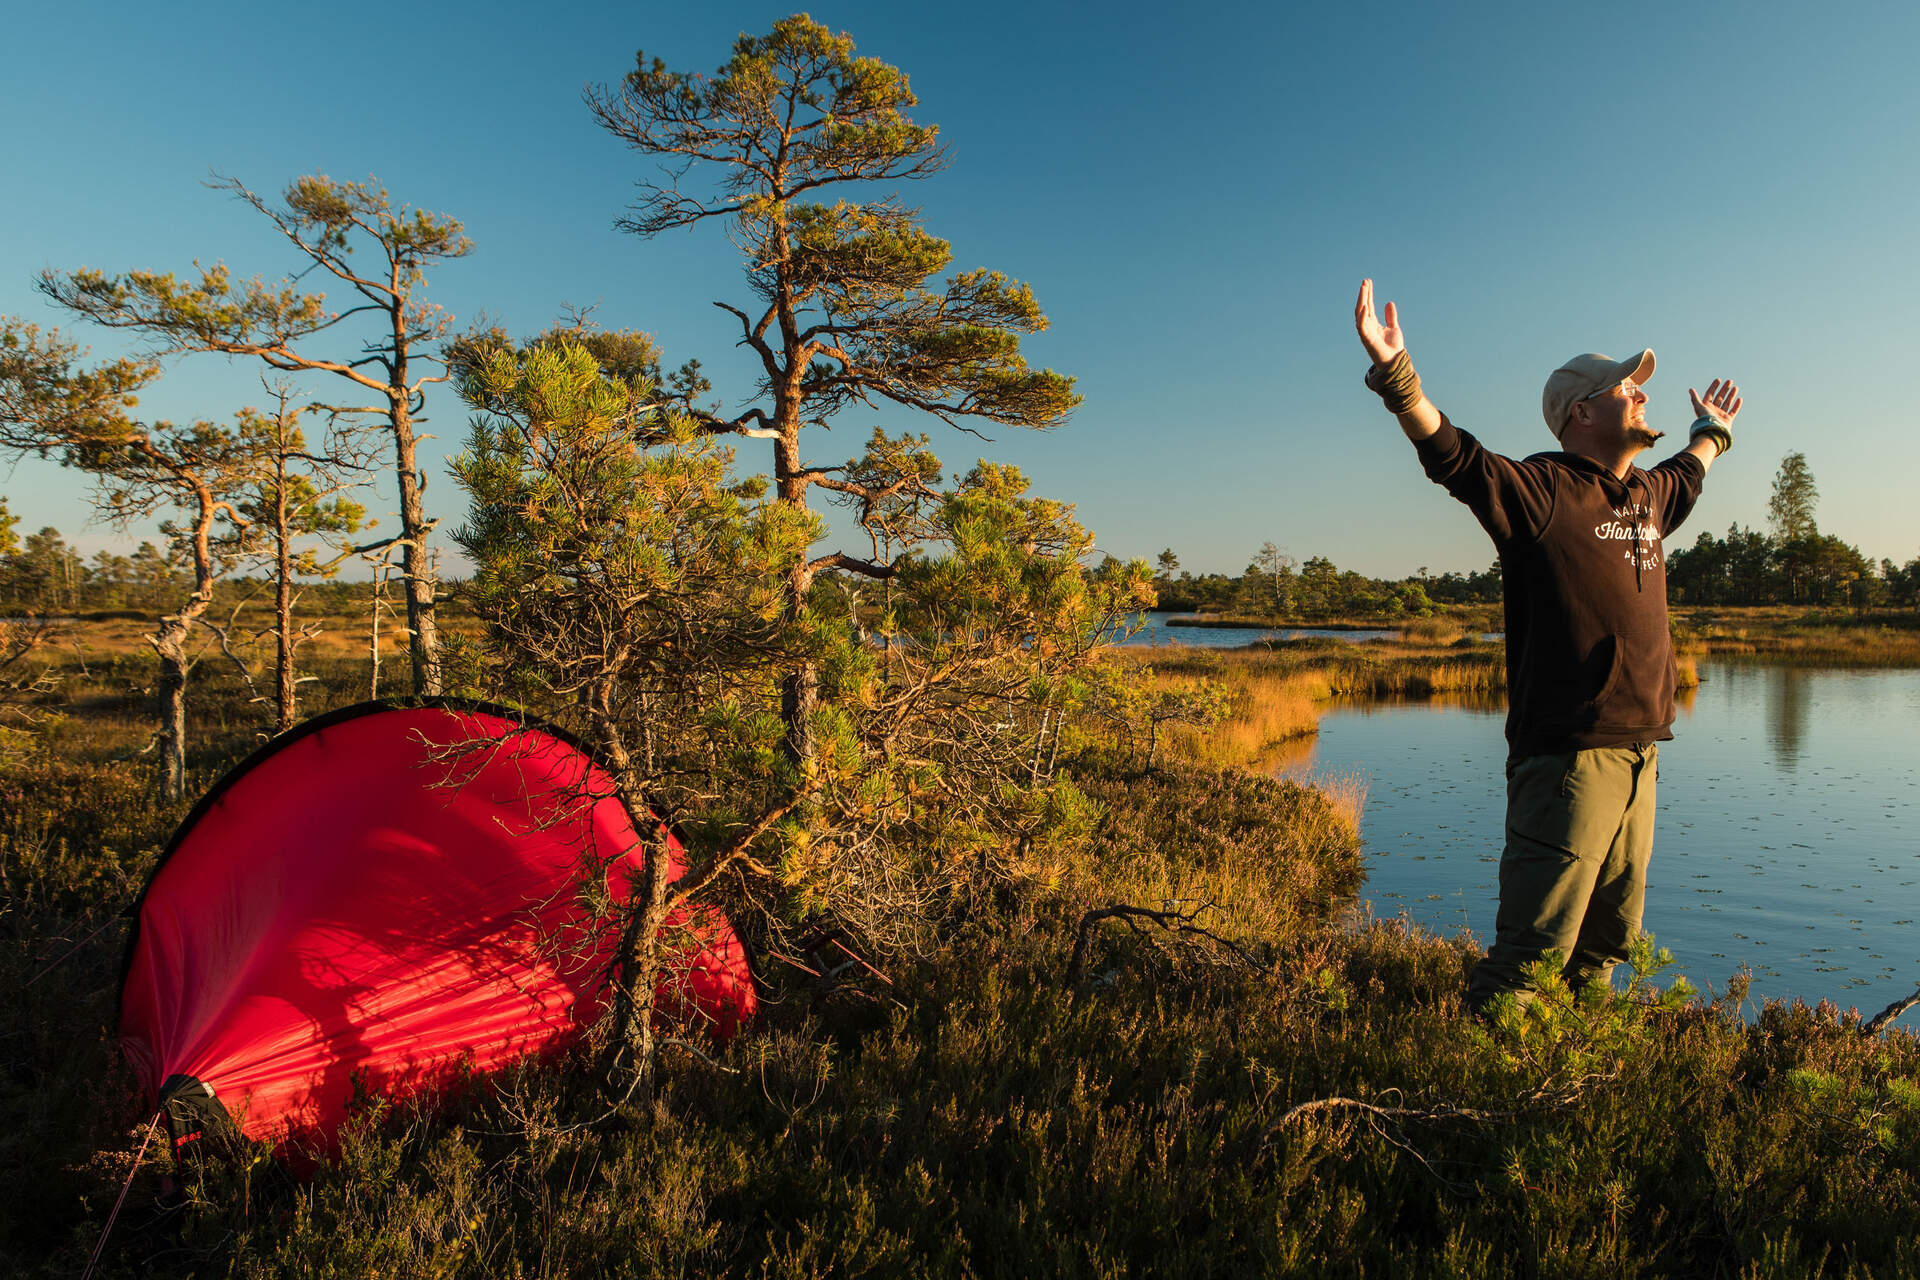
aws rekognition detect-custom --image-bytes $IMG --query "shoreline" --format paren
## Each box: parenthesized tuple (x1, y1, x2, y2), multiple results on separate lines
(1161, 614, 1407, 631)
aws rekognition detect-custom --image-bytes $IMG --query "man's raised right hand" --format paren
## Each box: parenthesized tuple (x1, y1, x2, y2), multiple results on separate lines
(1355, 278, 1406, 368)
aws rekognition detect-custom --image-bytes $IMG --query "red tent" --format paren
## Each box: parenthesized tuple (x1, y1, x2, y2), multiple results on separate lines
(119, 701, 757, 1152)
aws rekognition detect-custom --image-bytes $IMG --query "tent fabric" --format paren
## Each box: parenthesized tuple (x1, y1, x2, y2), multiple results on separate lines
(119, 700, 757, 1146)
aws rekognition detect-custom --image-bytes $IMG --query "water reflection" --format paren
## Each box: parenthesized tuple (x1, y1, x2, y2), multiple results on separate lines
(1259, 692, 1505, 775)
(1767, 667, 1813, 768)
(1683, 664, 1817, 770)
(1120, 611, 1399, 649)
(1280, 661, 1920, 1030)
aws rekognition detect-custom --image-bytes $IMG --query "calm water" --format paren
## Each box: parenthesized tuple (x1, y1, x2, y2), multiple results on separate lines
(1121, 611, 1396, 647)
(1281, 663, 1920, 1029)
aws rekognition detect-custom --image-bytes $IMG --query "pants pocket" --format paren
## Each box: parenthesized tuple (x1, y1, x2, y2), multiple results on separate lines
(1506, 749, 1628, 859)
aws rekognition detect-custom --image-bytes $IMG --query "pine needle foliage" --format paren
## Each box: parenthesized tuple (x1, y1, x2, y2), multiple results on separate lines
(449, 328, 1149, 1092)
(588, 15, 1081, 756)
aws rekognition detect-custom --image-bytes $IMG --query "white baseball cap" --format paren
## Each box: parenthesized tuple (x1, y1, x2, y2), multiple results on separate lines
(1542, 349, 1655, 438)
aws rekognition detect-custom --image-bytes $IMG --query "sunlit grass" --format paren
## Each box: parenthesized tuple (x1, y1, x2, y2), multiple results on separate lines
(1398, 615, 1466, 646)
(1676, 607, 1920, 666)
(1126, 639, 1506, 771)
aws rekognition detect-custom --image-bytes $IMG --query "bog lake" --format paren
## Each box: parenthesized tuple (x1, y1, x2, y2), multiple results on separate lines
(1124, 613, 1920, 1029)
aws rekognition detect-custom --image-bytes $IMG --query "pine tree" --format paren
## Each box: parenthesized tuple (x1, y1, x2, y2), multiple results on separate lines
(1, 320, 264, 796)
(231, 388, 373, 730)
(1767, 451, 1819, 543)
(588, 16, 1077, 759)
(36, 175, 470, 696)
(451, 324, 1148, 1092)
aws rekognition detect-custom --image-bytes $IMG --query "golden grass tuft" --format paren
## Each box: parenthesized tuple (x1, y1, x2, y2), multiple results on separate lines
(1305, 769, 1367, 840)
(1676, 608, 1920, 667)
(1398, 616, 1464, 646)
(1162, 668, 1326, 769)
(1124, 640, 1507, 772)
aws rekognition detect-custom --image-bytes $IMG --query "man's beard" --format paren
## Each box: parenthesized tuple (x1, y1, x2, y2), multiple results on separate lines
(1627, 424, 1666, 449)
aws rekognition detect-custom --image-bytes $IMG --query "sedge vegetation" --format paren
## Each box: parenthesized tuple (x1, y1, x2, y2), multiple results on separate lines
(1126, 631, 1508, 773)
(1673, 607, 1920, 667)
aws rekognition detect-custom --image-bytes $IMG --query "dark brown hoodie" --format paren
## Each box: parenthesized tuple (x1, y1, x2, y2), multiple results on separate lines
(1415, 416, 1706, 757)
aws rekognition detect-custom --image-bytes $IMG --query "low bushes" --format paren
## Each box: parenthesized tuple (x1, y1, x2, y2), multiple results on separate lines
(42, 909, 1920, 1278)
(9, 626, 1920, 1276)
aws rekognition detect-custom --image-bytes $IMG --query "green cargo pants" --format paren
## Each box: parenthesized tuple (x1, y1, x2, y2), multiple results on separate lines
(1466, 743, 1658, 1008)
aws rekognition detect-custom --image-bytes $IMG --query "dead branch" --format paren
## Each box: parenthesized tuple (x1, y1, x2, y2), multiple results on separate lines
(1864, 985, 1920, 1036)
(828, 935, 894, 986)
(1256, 1093, 1508, 1191)
(656, 1037, 741, 1075)
(111, 728, 165, 763)
(1263, 1094, 1517, 1144)
(197, 606, 265, 708)
(661, 791, 805, 909)
(1065, 900, 1269, 986)
(805, 550, 897, 579)
(1258, 1059, 1621, 1160)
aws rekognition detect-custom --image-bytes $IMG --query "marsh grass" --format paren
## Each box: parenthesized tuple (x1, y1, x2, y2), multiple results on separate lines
(1063, 746, 1365, 944)
(1677, 607, 1920, 666)
(9, 617, 1920, 1277)
(1397, 615, 1466, 646)
(1131, 640, 1506, 772)
(1165, 604, 1505, 637)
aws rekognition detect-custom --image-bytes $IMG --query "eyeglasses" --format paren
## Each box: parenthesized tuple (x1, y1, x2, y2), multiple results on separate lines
(1584, 380, 1646, 403)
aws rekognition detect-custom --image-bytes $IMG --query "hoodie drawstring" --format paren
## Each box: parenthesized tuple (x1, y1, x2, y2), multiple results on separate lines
(1603, 471, 1646, 593)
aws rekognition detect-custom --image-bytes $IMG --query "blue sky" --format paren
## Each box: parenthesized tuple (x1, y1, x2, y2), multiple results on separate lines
(4, 0, 1917, 579)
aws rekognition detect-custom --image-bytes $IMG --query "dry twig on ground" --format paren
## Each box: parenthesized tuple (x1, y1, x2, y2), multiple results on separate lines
(1065, 900, 1268, 986)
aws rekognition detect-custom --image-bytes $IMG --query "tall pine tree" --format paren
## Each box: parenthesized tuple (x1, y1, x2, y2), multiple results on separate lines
(588, 15, 1078, 758)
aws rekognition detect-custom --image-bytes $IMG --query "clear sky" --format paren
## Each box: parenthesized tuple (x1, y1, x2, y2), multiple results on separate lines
(4, 0, 1917, 579)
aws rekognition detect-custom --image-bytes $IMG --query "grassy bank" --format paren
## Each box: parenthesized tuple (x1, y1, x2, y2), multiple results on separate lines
(1676, 607, 1920, 667)
(1156, 603, 1920, 668)
(1133, 626, 1507, 772)
(5, 624, 1920, 1276)
(1163, 605, 1504, 635)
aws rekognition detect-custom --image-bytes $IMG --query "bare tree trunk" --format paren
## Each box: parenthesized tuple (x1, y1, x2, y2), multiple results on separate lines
(844, 578, 863, 645)
(638, 690, 656, 777)
(776, 423, 815, 764)
(151, 616, 191, 800)
(367, 555, 389, 701)
(274, 468, 296, 732)
(620, 873, 672, 1101)
(147, 481, 224, 799)
(1030, 699, 1052, 782)
(390, 376, 440, 697)
(779, 620, 818, 763)
(595, 710, 669, 1100)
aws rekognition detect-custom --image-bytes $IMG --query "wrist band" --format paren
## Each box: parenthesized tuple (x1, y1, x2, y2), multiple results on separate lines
(1365, 350, 1423, 416)
(1688, 416, 1733, 456)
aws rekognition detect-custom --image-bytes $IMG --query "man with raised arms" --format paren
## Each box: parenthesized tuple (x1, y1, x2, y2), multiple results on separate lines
(1352, 279, 1742, 1010)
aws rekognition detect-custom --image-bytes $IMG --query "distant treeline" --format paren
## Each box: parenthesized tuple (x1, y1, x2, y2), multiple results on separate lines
(0, 521, 371, 618)
(1145, 530, 1920, 619)
(13, 517, 1917, 624)
(1142, 547, 1501, 619)
(1668, 525, 1920, 607)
